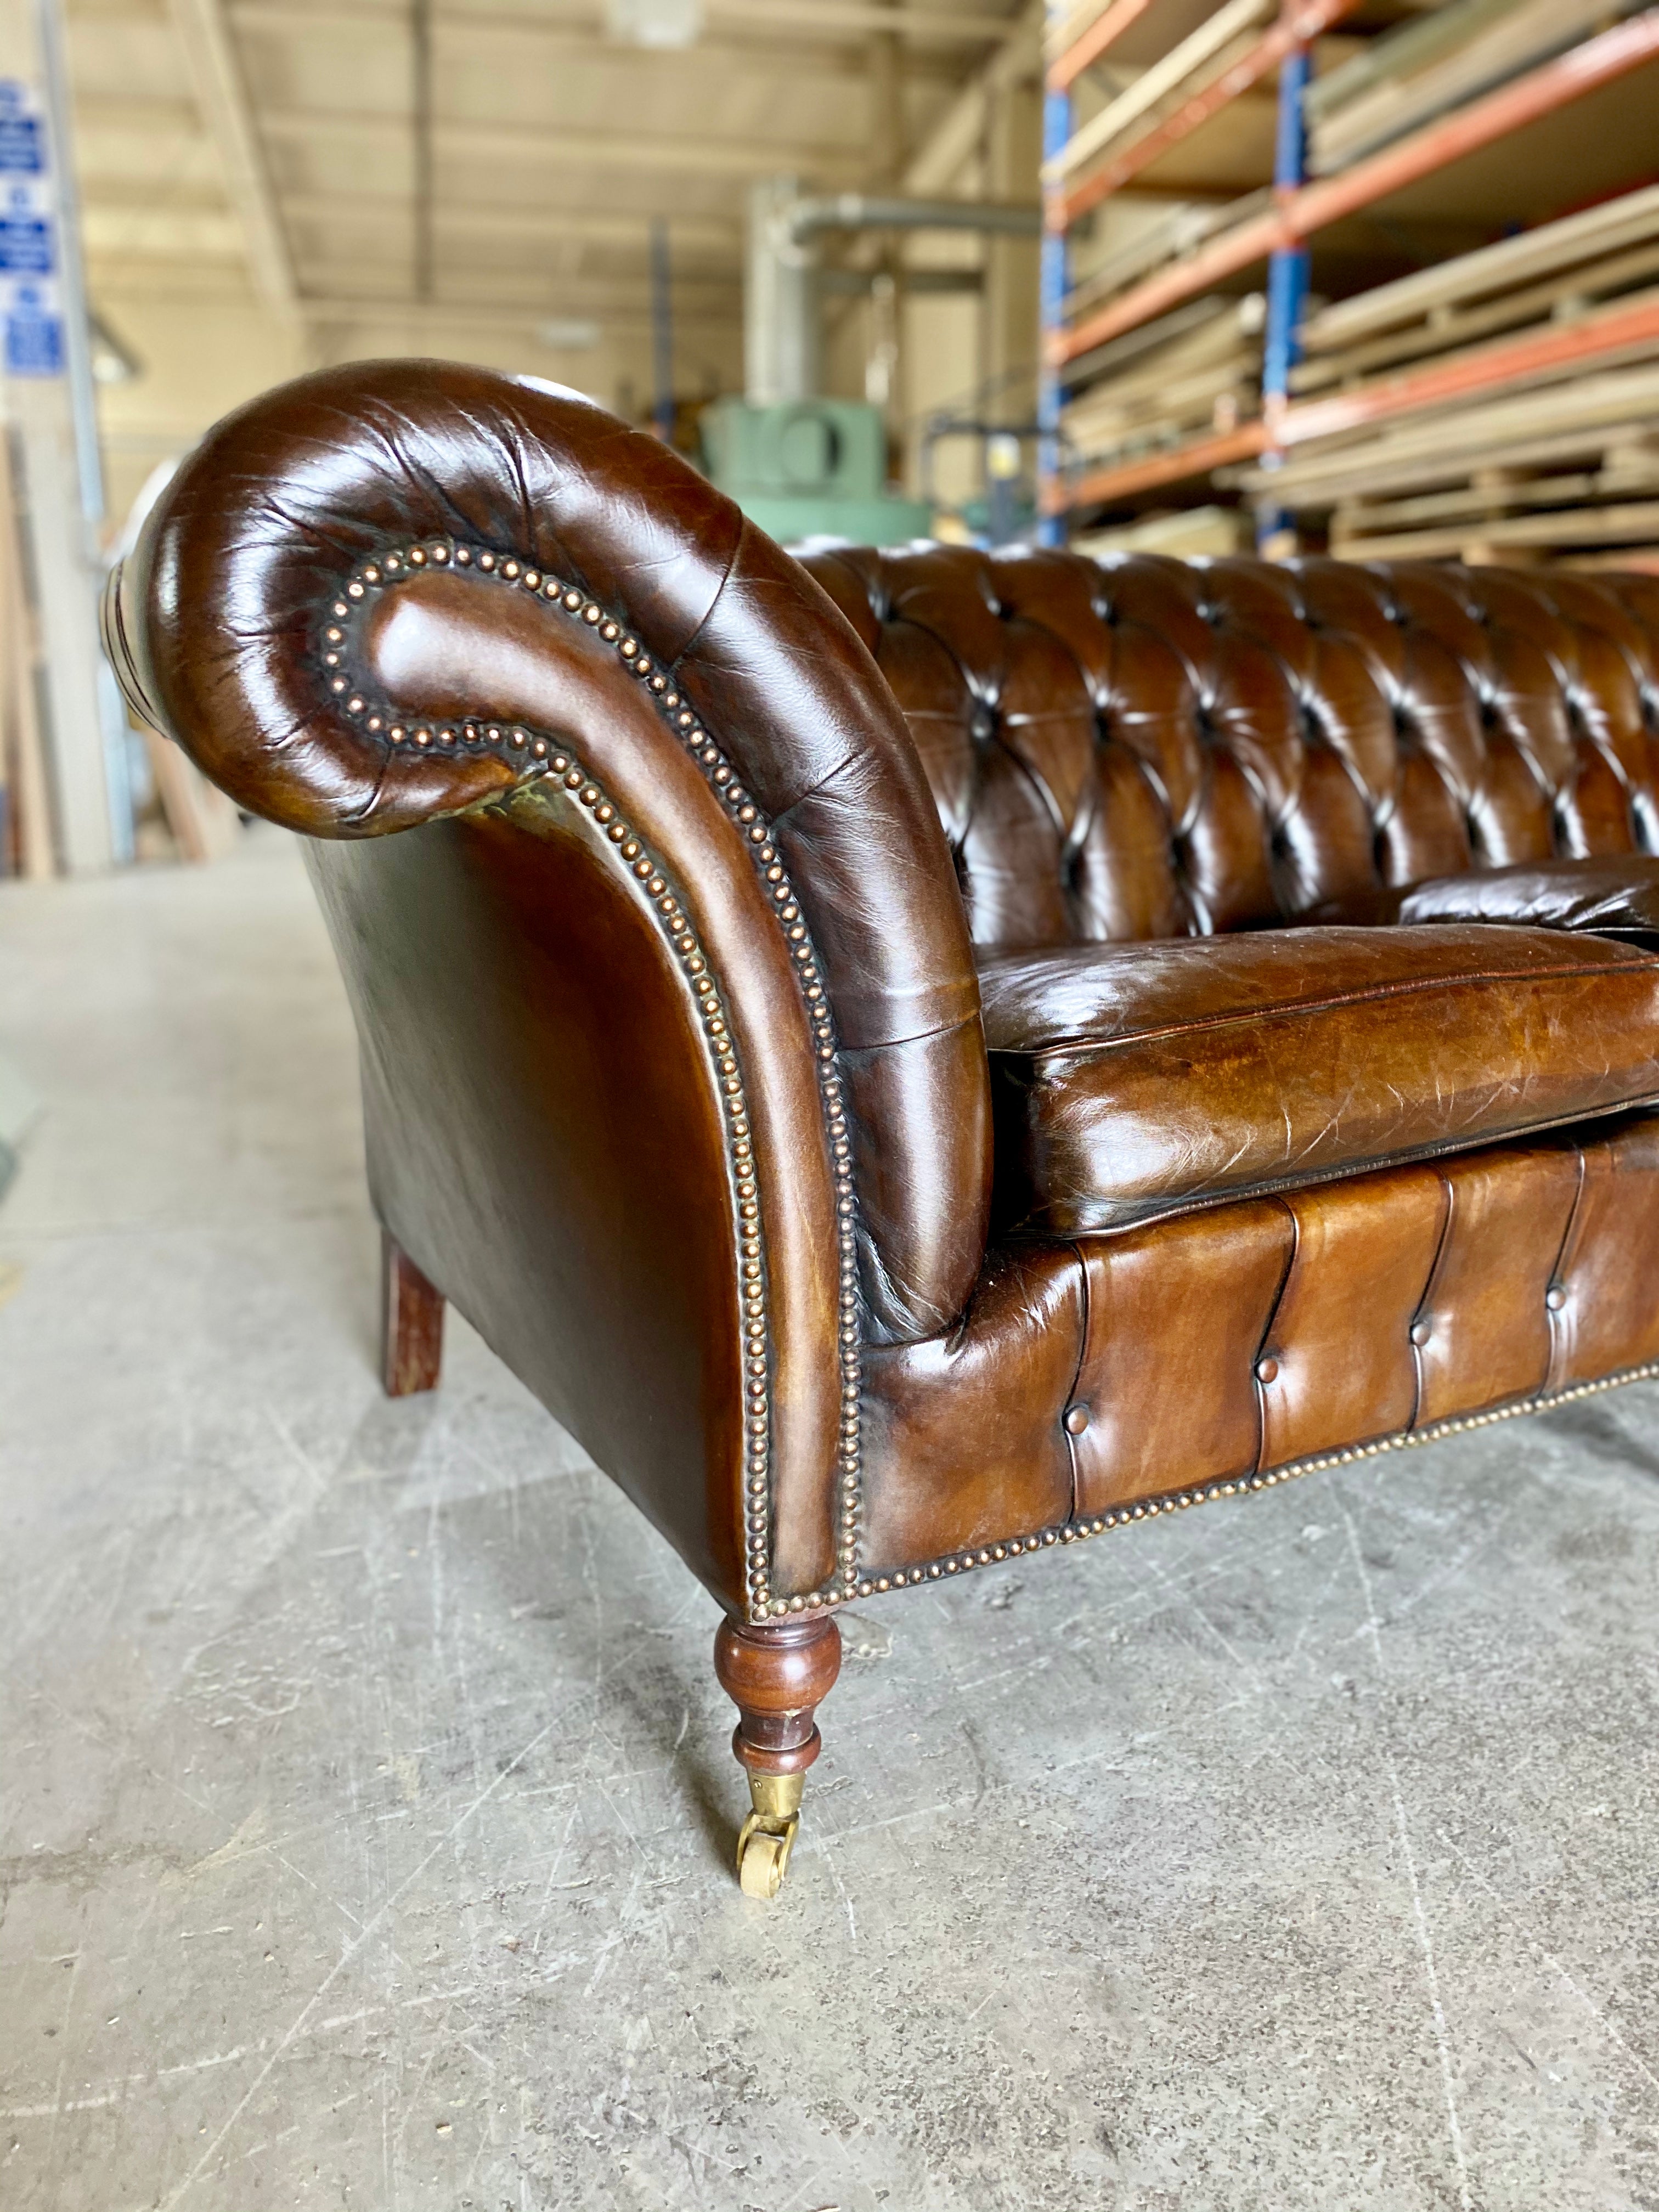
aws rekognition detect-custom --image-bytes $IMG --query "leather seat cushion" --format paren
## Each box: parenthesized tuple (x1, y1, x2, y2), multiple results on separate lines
(1310, 855, 1659, 945)
(980, 924, 1659, 1235)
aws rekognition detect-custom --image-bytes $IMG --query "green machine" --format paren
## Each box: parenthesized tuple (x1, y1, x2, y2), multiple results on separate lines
(701, 397, 933, 546)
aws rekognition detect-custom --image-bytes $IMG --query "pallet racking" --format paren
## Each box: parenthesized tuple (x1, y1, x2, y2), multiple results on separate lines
(1039, 0, 1659, 565)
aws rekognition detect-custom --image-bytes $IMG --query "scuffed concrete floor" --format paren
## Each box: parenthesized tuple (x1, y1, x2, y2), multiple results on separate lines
(2, 828, 1658, 2212)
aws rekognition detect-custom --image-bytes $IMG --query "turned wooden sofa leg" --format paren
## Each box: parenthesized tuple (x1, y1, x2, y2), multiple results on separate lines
(713, 1613, 842, 1899)
(380, 1228, 445, 1397)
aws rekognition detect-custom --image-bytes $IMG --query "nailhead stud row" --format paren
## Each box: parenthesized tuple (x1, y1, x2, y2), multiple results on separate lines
(318, 540, 863, 1622)
(845, 1358, 1659, 1598)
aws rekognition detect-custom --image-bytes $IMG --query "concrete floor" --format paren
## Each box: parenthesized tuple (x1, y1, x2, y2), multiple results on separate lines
(3, 828, 1658, 2212)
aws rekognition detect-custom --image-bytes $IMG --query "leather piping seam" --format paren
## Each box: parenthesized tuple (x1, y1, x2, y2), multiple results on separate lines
(994, 955, 1659, 1062)
(319, 537, 862, 1624)
(1003, 1092, 1659, 1241)
(849, 1359, 1659, 1598)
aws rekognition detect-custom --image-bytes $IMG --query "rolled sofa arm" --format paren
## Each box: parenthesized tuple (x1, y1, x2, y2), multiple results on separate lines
(103, 359, 992, 1616)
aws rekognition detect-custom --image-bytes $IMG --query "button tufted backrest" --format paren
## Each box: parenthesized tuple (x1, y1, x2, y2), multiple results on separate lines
(797, 546, 1659, 946)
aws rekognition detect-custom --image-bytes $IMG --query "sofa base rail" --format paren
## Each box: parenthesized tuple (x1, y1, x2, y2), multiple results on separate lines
(373, 1234, 1655, 1893)
(853, 1356, 1659, 1598)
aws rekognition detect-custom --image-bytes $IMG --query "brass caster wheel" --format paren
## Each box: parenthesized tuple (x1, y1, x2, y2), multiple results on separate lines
(736, 1810, 799, 1898)
(735, 1770, 803, 1899)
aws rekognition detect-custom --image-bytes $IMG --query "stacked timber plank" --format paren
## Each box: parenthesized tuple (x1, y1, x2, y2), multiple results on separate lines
(1072, 504, 1251, 558)
(1062, 292, 1265, 475)
(1306, 0, 1648, 175)
(1233, 184, 1659, 562)
(1046, 0, 1278, 193)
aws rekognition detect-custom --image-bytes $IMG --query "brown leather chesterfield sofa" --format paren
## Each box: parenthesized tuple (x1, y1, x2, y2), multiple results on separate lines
(106, 362, 1659, 1897)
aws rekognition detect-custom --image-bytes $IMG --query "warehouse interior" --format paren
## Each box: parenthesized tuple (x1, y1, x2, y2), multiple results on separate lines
(5, 3, 1659, 2206)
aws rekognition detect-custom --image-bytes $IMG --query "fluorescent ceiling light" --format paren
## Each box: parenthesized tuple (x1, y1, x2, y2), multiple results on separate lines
(605, 0, 704, 48)
(537, 318, 602, 350)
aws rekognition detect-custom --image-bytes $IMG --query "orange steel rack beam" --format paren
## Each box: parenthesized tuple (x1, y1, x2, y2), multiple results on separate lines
(1053, 421, 1271, 510)
(1051, 286, 1659, 512)
(1048, 0, 1159, 95)
(1053, 0, 1362, 230)
(1051, 12, 1659, 370)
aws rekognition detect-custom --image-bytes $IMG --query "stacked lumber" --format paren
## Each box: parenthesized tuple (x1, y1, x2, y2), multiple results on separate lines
(1231, 183, 1659, 560)
(1063, 189, 1272, 330)
(1233, 364, 1659, 562)
(1292, 182, 1659, 393)
(1072, 503, 1251, 558)
(1305, 0, 1647, 176)
(1062, 292, 1264, 474)
(1046, 0, 1277, 188)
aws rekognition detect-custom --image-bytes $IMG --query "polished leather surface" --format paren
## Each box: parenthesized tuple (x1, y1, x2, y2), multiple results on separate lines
(860, 1114, 1659, 1573)
(1312, 854, 1659, 943)
(101, 357, 1659, 1618)
(979, 924, 1659, 1234)
(307, 610, 849, 1605)
(105, 360, 990, 1345)
(798, 548, 1659, 944)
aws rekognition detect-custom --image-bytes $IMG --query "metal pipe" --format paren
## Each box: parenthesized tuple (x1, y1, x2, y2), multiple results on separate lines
(785, 193, 1041, 239)
(748, 178, 1040, 404)
(412, 0, 433, 300)
(1054, 9, 1659, 367)
(746, 174, 819, 402)
(650, 216, 675, 442)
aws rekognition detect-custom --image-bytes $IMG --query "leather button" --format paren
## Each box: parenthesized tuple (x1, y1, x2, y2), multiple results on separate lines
(1409, 1318, 1431, 1346)
(1062, 1402, 1090, 1436)
(1545, 1283, 1567, 1311)
(1254, 1355, 1279, 1384)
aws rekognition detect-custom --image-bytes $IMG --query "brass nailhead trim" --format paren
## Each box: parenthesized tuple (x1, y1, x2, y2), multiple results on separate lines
(318, 539, 862, 1623)
(847, 1359, 1659, 1599)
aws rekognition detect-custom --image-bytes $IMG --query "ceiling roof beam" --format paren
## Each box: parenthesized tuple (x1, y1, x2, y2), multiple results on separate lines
(76, 0, 1018, 31)
(257, 108, 865, 179)
(904, 0, 1041, 191)
(711, 0, 1014, 33)
(218, 0, 1016, 38)
(278, 191, 739, 254)
(166, 0, 301, 328)
(300, 290, 738, 328)
(224, 0, 963, 72)
(73, 94, 204, 134)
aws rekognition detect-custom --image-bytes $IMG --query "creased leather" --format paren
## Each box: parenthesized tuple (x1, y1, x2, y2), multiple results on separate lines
(1311, 855, 1659, 945)
(103, 359, 990, 1341)
(799, 548, 1659, 952)
(979, 925, 1659, 1234)
(856, 1115, 1659, 1571)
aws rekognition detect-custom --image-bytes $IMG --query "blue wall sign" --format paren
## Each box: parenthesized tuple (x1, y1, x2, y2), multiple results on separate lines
(0, 81, 61, 377)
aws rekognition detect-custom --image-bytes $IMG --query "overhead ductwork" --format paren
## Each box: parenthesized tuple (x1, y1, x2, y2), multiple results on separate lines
(744, 175, 1042, 405)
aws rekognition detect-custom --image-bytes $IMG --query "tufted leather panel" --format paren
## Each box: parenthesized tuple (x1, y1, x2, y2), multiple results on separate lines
(978, 924, 1659, 1235)
(857, 1113, 1659, 1576)
(797, 547, 1659, 949)
(856, 1243, 1082, 1568)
